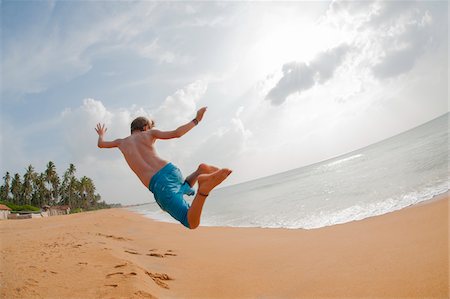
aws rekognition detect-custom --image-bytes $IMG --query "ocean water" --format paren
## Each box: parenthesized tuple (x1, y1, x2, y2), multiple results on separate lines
(129, 113, 449, 229)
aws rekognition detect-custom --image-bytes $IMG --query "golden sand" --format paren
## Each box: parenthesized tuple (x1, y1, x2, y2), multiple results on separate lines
(1, 194, 447, 298)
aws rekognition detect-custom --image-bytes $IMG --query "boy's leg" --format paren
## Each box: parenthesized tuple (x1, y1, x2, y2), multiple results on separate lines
(185, 163, 219, 187)
(187, 168, 232, 229)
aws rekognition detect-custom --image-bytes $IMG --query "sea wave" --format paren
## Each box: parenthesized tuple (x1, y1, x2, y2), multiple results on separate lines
(199, 183, 449, 230)
(324, 154, 364, 168)
(271, 184, 448, 230)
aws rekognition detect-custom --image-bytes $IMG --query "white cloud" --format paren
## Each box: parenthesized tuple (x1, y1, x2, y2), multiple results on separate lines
(265, 62, 315, 106)
(310, 44, 351, 83)
(153, 80, 208, 128)
(1, 2, 159, 96)
(62, 99, 113, 162)
(189, 106, 252, 173)
(370, 8, 439, 79)
(323, 0, 447, 81)
(131, 36, 194, 65)
(266, 44, 350, 105)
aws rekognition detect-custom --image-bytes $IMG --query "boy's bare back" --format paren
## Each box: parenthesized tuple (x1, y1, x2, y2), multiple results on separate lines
(117, 131, 168, 187)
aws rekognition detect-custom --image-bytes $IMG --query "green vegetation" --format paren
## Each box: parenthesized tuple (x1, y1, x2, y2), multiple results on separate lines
(0, 201, 40, 212)
(0, 162, 118, 212)
(70, 208, 83, 214)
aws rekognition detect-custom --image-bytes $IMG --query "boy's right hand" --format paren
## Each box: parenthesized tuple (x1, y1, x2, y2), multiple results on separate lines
(95, 123, 107, 137)
(196, 107, 207, 123)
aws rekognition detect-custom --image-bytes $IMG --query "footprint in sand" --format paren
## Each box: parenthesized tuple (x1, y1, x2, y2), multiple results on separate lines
(145, 271, 173, 289)
(106, 272, 124, 278)
(26, 278, 39, 286)
(97, 233, 132, 241)
(43, 270, 58, 275)
(134, 290, 156, 298)
(114, 263, 128, 268)
(105, 284, 118, 288)
(106, 271, 138, 279)
(146, 249, 177, 258)
(164, 251, 177, 257)
(146, 253, 164, 258)
(124, 250, 141, 255)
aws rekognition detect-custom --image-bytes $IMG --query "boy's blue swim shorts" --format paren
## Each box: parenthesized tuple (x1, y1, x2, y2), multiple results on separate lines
(148, 163, 195, 228)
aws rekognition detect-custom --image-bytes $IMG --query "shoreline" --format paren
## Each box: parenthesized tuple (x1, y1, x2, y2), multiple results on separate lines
(128, 190, 449, 231)
(1, 194, 447, 298)
(408, 190, 448, 207)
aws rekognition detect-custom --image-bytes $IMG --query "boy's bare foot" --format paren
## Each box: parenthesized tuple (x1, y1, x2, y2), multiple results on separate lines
(185, 163, 221, 188)
(198, 163, 219, 175)
(198, 169, 232, 196)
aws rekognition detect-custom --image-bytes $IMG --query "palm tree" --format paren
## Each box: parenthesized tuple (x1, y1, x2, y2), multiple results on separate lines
(70, 177, 80, 209)
(1, 172, 11, 201)
(94, 194, 104, 208)
(60, 164, 78, 208)
(10, 173, 22, 204)
(79, 176, 97, 209)
(45, 161, 60, 205)
(32, 173, 48, 207)
(67, 163, 76, 177)
(0, 185, 6, 201)
(79, 176, 88, 209)
(22, 165, 36, 205)
(59, 171, 69, 206)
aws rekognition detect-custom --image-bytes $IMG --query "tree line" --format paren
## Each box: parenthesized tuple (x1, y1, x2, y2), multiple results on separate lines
(0, 162, 113, 211)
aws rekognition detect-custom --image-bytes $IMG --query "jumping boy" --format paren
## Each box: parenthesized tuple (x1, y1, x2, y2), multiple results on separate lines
(95, 107, 232, 229)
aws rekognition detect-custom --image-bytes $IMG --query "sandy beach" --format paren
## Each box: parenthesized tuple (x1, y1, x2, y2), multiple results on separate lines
(1, 194, 448, 299)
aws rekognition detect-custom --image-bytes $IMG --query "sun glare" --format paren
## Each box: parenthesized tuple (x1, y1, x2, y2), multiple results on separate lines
(245, 16, 345, 78)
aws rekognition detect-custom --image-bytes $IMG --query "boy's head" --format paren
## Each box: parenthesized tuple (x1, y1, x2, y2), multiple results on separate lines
(130, 116, 154, 134)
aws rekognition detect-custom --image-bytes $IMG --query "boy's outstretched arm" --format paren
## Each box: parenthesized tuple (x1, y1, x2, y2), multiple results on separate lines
(95, 123, 121, 148)
(152, 107, 207, 140)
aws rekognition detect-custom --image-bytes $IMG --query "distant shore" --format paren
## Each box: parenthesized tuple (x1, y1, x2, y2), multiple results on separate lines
(1, 193, 447, 298)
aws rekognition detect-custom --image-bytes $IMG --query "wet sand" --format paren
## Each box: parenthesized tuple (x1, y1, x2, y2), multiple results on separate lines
(0, 193, 447, 298)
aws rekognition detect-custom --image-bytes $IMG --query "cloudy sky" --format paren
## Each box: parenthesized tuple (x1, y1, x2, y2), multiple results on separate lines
(1, 1, 448, 205)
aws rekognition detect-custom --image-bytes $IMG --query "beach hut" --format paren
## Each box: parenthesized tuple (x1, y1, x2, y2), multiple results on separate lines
(0, 204, 12, 220)
(45, 205, 71, 216)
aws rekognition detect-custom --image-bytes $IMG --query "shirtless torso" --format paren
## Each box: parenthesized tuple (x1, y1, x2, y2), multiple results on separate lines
(116, 131, 168, 187)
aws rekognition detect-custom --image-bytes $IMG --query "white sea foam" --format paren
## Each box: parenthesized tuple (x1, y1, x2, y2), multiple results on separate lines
(324, 154, 363, 167)
(132, 206, 178, 224)
(295, 183, 448, 229)
(195, 183, 448, 230)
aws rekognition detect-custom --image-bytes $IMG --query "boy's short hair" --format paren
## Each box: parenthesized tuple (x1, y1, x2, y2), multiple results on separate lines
(130, 117, 154, 133)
